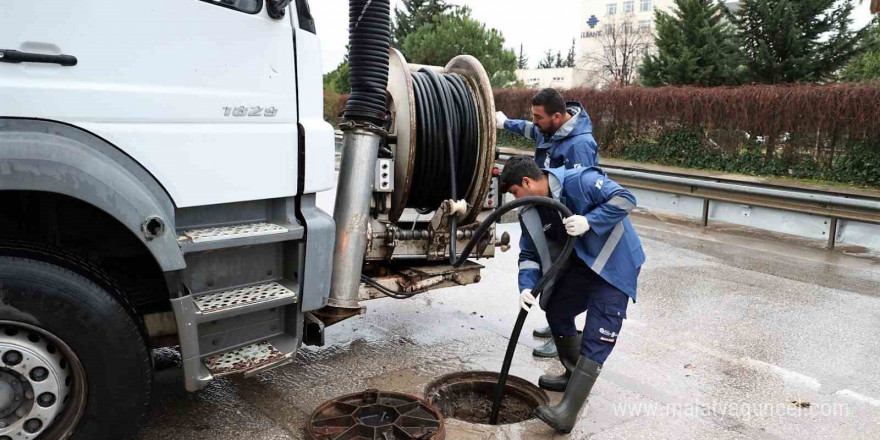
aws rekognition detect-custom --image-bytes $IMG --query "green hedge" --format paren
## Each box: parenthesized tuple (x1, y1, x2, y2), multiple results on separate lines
(611, 128, 880, 187)
(493, 84, 880, 188)
(496, 130, 534, 149)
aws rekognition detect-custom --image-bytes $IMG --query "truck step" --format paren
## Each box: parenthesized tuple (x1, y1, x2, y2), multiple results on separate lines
(179, 221, 303, 253)
(194, 281, 298, 322)
(185, 222, 288, 242)
(203, 340, 291, 377)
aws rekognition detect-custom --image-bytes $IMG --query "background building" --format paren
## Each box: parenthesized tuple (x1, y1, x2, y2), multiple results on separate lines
(514, 67, 591, 90)
(578, 0, 741, 87)
(516, 0, 741, 89)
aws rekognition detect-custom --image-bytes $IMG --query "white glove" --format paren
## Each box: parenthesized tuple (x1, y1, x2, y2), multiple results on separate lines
(495, 111, 508, 129)
(563, 215, 590, 236)
(519, 289, 536, 311)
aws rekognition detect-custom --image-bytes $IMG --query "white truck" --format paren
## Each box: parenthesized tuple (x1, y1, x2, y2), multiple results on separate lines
(0, 1, 500, 438)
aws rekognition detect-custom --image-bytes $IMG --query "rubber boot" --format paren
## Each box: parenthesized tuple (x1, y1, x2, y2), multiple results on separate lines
(533, 325, 552, 338)
(535, 356, 601, 433)
(532, 338, 557, 358)
(538, 334, 581, 392)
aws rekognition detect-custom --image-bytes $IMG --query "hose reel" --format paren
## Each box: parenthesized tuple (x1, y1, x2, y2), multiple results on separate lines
(325, 45, 498, 318)
(385, 49, 496, 225)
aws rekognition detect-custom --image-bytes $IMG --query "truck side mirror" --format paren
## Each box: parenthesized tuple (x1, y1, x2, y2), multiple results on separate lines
(267, 0, 293, 19)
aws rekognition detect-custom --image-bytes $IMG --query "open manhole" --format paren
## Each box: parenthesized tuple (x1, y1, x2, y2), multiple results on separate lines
(307, 389, 445, 439)
(424, 371, 549, 425)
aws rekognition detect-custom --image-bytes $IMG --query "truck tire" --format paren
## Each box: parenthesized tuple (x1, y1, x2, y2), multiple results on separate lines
(0, 256, 152, 440)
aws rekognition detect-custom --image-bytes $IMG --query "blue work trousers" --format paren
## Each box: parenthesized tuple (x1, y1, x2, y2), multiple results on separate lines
(545, 265, 629, 365)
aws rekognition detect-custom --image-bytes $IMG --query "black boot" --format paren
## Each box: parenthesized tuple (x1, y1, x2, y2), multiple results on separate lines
(533, 325, 552, 338)
(535, 356, 601, 433)
(538, 334, 581, 392)
(532, 338, 557, 358)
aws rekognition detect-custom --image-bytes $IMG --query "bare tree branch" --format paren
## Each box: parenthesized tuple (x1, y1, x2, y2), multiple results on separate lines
(582, 17, 651, 86)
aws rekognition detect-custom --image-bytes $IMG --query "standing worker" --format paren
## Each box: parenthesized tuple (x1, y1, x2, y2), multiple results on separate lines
(499, 156, 645, 434)
(495, 88, 600, 358)
(495, 88, 599, 170)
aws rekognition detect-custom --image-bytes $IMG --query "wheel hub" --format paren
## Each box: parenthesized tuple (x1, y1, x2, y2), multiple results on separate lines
(0, 325, 72, 439)
(0, 371, 26, 419)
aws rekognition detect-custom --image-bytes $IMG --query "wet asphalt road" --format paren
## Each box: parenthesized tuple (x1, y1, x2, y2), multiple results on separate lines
(137, 212, 880, 440)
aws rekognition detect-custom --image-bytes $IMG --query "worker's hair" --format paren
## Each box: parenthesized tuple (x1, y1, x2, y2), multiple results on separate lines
(531, 88, 567, 116)
(499, 155, 544, 193)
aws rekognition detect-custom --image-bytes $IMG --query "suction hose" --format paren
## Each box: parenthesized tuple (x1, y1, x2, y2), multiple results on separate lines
(343, 0, 392, 125)
(452, 196, 575, 425)
(328, 0, 393, 310)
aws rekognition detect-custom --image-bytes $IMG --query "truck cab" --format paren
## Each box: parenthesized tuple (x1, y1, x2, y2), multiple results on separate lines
(0, 2, 334, 438)
(0, 1, 497, 438)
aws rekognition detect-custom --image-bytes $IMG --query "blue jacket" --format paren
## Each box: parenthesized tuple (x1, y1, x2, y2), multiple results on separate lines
(503, 102, 599, 170)
(518, 166, 646, 301)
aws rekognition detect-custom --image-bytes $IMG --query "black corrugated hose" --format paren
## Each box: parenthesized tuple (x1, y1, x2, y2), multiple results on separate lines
(343, 0, 392, 125)
(409, 68, 479, 264)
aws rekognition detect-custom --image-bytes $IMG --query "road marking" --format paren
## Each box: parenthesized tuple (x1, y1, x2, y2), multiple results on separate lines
(684, 342, 823, 391)
(737, 358, 822, 390)
(834, 389, 880, 407)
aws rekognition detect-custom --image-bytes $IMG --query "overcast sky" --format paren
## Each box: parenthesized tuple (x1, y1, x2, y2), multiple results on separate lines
(310, 0, 876, 74)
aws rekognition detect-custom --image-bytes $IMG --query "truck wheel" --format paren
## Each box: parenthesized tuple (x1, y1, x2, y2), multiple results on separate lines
(0, 256, 152, 440)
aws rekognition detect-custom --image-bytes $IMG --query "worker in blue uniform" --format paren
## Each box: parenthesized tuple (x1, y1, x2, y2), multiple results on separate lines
(495, 88, 600, 358)
(499, 156, 645, 433)
(495, 88, 599, 170)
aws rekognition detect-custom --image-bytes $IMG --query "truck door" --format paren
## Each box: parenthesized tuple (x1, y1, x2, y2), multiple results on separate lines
(0, 0, 300, 207)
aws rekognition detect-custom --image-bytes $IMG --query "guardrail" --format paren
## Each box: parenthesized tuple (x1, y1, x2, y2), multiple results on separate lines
(497, 154, 880, 249)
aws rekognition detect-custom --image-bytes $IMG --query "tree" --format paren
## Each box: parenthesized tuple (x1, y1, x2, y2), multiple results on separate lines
(323, 57, 351, 94)
(554, 51, 565, 68)
(401, 7, 518, 87)
(733, 0, 869, 84)
(639, 0, 744, 87)
(840, 18, 880, 81)
(517, 44, 529, 69)
(393, 0, 452, 47)
(565, 39, 577, 68)
(586, 18, 652, 86)
(537, 50, 556, 68)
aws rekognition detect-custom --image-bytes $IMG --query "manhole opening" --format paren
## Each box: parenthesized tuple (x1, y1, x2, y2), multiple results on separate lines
(307, 389, 445, 440)
(424, 372, 549, 425)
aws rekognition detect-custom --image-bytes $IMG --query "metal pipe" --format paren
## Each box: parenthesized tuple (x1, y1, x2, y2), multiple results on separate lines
(498, 155, 880, 214)
(328, 129, 382, 309)
(608, 169, 880, 212)
(376, 229, 475, 241)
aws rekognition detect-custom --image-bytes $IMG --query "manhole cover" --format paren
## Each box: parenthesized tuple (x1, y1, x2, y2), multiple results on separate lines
(424, 371, 549, 425)
(307, 389, 445, 440)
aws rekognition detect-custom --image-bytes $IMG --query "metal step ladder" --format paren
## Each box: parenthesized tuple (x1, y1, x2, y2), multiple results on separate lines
(171, 219, 306, 391)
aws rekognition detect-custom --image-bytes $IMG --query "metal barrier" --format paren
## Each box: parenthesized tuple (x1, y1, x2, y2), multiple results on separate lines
(497, 155, 880, 249)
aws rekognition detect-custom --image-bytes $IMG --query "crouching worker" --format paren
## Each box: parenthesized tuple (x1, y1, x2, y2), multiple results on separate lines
(500, 156, 645, 433)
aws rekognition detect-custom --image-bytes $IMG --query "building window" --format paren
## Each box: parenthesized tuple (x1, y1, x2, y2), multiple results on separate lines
(641, 0, 652, 12)
(607, 3, 617, 15)
(621, 22, 634, 33)
(638, 20, 651, 31)
(604, 24, 615, 34)
(624, 1, 634, 13)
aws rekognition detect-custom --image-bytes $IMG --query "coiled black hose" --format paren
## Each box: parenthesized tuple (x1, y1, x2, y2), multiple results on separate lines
(409, 68, 479, 263)
(408, 69, 479, 211)
(452, 196, 576, 425)
(343, 0, 392, 125)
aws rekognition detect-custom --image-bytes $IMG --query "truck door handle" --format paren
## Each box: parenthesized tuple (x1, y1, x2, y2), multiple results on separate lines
(0, 49, 77, 66)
